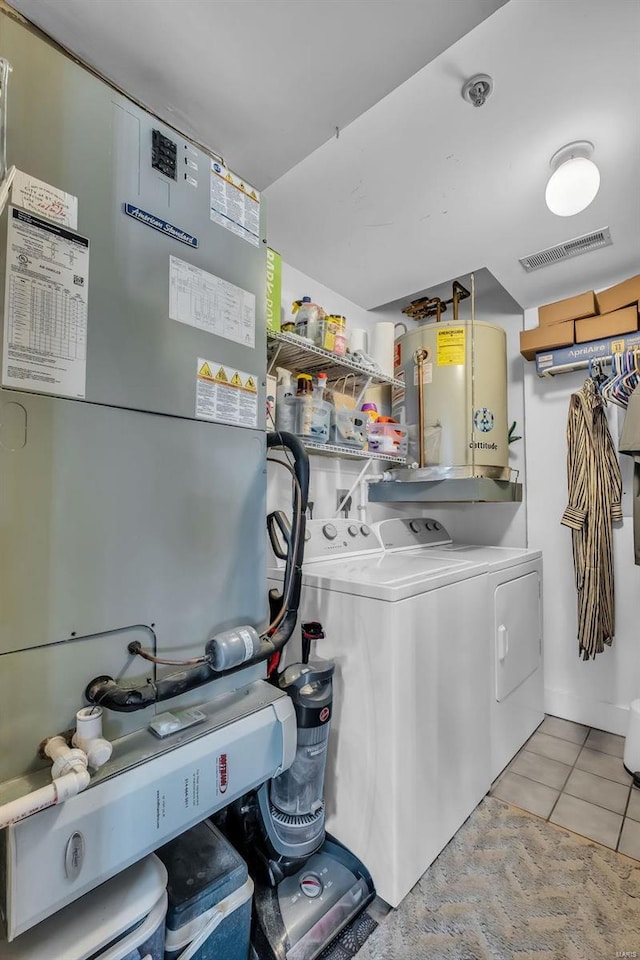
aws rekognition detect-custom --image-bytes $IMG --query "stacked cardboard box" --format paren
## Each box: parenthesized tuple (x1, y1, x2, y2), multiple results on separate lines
(520, 274, 640, 360)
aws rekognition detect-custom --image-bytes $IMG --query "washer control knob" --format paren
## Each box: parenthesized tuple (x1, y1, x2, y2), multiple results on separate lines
(409, 521, 421, 533)
(347, 525, 359, 537)
(300, 873, 323, 899)
(305, 529, 312, 541)
(425, 521, 434, 531)
(361, 524, 371, 537)
(323, 523, 337, 540)
(434, 522, 441, 531)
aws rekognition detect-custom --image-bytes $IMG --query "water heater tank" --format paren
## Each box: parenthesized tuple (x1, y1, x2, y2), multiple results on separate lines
(393, 320, 509, 479)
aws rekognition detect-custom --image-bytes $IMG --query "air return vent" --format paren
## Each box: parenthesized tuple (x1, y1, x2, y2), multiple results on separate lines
(519, 227, 612, 272)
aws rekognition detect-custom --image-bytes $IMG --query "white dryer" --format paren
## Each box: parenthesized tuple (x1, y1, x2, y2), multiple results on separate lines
(376, 518, 544, 782)
(267, 519, 492, 908)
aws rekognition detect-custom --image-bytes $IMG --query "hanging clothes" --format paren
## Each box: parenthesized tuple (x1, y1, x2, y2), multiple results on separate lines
(618, 386, 640, 565)
(561, 377, 622, 660)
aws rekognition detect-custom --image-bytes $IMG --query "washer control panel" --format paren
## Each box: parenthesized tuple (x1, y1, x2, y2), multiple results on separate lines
(301, 520, 382, 562)
(376, 517, 452, 551)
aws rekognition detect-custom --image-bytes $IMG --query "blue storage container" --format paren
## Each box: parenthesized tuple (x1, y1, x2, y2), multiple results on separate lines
(157, 819, 253, 960)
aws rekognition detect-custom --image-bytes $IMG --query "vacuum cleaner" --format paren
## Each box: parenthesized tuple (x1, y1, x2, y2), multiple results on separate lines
(229, 624, 376, 960)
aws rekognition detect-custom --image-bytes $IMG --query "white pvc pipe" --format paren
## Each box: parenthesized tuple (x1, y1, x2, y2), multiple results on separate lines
(0, 768, 90, 829)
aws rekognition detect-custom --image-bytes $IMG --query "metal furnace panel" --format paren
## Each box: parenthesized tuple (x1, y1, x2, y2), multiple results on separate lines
(0, 390, 267, 780)
(0, 14, 266, 421)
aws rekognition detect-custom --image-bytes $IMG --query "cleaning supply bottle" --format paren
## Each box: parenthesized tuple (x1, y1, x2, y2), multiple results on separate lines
(275, 367, 295, 432)
(314, 372, 328, 399)
(294, 297, 325, 342)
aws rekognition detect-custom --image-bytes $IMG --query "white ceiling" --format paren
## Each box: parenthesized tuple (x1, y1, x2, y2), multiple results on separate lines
(265, 0, 640, 310)
(8, 0, 640, 312)
(7, 0, 505, 190)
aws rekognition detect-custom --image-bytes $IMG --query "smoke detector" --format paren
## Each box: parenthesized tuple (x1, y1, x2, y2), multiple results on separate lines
(462, 74, 494, 107)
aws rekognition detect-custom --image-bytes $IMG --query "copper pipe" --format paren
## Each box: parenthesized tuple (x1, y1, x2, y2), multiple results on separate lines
(414, 349, 429, 468)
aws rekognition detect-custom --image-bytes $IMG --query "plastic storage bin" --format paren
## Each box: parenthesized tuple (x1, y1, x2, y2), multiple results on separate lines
(157, 819, 253, 960)
(624, 699, 640, 777)
(283, 396, 332, 444)
(331, 410, 367, 448)
(0, 855, 167, 960)
(367, 422, 408, 457)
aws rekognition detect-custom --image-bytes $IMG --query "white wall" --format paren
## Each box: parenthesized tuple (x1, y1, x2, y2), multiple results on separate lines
(523, 304, 640, 736)
(269, 264, 527, 545)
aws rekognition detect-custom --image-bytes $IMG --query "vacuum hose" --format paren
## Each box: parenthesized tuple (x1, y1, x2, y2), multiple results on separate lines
(85, 433, 309, 712)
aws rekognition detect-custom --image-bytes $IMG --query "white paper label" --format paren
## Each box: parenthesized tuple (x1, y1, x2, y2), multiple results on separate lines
(11, 170, 78, 230)
(414, 362, 433, 385)
(210, 161, 260, 247)
(196, 358, 258, 428)
(2, 207, 89, 398)
(169, 255, 255, 347)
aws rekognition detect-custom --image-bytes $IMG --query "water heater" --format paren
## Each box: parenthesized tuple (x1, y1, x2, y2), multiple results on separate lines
(393, 319, 509, 479)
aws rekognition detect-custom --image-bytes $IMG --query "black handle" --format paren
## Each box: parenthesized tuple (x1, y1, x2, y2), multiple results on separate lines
(267, 510, 291, 560)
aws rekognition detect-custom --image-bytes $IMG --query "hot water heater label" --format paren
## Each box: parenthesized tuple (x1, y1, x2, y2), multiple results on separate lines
(437, 327, 465, 366)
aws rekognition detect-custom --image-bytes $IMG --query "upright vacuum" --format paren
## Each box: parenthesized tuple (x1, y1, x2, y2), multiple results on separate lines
(229, 632, 376, 960)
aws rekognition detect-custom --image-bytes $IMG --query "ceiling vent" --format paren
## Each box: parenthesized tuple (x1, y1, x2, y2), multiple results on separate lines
(519, 227, 612, 272)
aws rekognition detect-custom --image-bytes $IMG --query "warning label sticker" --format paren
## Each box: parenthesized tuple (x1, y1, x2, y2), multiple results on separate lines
(413, 362, 433, 385)
(196, 358, 258, 429)
(437, 327, 466, 366)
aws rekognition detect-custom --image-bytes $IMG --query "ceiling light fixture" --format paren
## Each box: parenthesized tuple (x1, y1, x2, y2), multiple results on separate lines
(545, 141, 600, 217)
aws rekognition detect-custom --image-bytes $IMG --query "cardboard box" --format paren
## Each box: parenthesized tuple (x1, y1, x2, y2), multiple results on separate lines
(575, 304, 639, 344)
(595, 275, 640, 315)
(538, 290, 597, 326)
(520, 321, 575, 361)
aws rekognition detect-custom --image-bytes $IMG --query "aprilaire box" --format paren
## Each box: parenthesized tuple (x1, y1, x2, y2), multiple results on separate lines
(538, 291, 597, 326)
(575, 304, 639, 344)
(595, 275, 640, 315)
(520, 320, 574, 361)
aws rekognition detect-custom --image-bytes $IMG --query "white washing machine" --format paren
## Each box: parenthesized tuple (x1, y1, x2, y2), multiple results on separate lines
(376, 517, 544, 782)
(267, 519, 492, 908)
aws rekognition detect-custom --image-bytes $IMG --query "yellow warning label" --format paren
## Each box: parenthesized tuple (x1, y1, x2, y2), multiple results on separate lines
(216, 366, 229, 382)
(611, 339, 625, 354)
(437, 326, 466, 366)
(245, 375, 257, 393)
(231, 371, 243, 387)
(198, 361, 213, 379)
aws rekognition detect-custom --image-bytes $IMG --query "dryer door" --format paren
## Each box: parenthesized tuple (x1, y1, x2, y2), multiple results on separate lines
(495, 571, 541, 702)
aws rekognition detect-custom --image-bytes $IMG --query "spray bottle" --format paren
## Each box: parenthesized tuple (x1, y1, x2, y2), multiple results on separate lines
(275, 368, 295, 433)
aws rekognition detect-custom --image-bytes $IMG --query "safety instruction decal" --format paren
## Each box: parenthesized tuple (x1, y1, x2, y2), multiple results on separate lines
(11, 170, 78, 230)
(437, 326, 465, 366)
(392, 369, 405, 408)
(196, 357, 258, 428)
(170, 256, 255, 347)
(413, 362, 433, 385)
(2, 207, 89, 398)
(210, 161, 260, 247)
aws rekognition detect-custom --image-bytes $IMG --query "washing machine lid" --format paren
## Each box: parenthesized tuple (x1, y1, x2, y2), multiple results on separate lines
(296, 551, 487, 601)
(420, 543, 542, 571)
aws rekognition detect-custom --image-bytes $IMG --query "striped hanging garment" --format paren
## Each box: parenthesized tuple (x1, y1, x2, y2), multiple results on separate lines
(561, 378, 622, 660)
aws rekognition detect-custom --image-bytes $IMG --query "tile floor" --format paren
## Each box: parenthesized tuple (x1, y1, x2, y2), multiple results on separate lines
(490, 714, 640, 859)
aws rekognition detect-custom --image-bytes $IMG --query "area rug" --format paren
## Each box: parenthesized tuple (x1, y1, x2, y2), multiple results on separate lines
(357, 796, 640, 960)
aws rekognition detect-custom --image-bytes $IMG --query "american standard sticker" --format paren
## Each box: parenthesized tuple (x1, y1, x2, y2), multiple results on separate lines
(123, 203, 198, 248)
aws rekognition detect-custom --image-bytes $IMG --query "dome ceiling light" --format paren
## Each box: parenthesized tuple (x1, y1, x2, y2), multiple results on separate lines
(545, 141, 600, 217)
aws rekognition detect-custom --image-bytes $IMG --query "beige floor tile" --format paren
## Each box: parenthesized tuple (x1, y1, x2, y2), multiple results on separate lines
(490, 771, 559, 819)
(550, 794, 622, 849)
(618, 818, 640, 860)
(576, 747, 632, 786)
(585, 728, 625, 758)
(526, 731, 582, 766)
(627, 789, 640, 822)
(563, 767, 630, 815)
(508, 749, 571, 790)
(539, 715, 590, 745)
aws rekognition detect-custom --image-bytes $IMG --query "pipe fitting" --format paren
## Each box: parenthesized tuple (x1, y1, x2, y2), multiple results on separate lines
(72, 707, 113, 769)
(44, 736, 88, 779)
